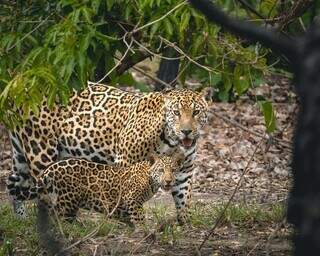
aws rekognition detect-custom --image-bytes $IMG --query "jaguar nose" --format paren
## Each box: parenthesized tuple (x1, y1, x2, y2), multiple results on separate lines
(181, 129, 192, 136)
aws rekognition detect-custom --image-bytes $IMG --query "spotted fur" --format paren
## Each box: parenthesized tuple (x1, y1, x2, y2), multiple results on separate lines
(14, 155, 182, 225)
(7, 83, 212, 223)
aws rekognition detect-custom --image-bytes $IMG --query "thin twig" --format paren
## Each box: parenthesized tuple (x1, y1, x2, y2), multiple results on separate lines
(93, 244, 99, 256)
(92, 34, 133, 85)
(133, 38, 182, 61)
(246, 217, 286, 256)
(6, 13, 54, 53)
(131, 1, 187, 34)
(129, 232, 155, 255)
(114, 55, 171, 88)
(159, 36, 219, 74)
(198, 138, 264, 251)
(170, 61, 190, 86)
(59, 224, 101, 253)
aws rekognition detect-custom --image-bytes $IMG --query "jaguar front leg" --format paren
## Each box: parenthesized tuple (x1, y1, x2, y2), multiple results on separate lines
(172, 177, 193, 224)
(127, 201, 145, 227)
(171, 157, 195, 225)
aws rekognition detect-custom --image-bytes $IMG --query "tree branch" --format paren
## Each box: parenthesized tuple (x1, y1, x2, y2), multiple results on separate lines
(115, 50, 152, 76)
(276, 0, 313, 31)
(189, 0, 297, 61)
(236, 0, 265, 20)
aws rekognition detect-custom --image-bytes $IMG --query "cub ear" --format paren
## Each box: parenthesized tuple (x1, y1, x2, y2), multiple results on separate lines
(199, 86, 213, 102)
(174, 152, 185, 169)
(148, 153, 159, 166)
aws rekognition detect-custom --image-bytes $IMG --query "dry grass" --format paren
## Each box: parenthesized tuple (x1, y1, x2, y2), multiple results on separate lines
(0, 201, 292, 256)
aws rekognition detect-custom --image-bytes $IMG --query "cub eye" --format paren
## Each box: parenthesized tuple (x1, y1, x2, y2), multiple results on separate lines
(173, 110, 180, 116)
(193, 110, 200, 116)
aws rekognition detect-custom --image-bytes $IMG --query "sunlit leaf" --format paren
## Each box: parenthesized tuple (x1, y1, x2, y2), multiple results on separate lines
(258, 101, 276, 133)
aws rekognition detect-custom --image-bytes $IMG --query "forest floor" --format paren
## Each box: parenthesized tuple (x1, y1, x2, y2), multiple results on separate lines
(0, 72, 295, 255)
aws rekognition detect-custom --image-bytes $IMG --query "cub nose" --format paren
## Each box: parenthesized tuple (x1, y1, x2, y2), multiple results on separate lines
(165, 179, 172, 185)
(181, 129, 192, 136)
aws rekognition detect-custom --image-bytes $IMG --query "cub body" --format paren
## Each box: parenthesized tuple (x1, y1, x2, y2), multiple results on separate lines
(26, 155, 182, 224)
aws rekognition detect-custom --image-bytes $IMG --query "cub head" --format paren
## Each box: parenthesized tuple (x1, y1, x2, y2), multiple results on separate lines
(163, 87, 212, 150)
(148, 152, 185, 191)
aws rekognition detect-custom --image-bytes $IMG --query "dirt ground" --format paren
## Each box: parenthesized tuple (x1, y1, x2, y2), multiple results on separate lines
(0, 75, 294, 255)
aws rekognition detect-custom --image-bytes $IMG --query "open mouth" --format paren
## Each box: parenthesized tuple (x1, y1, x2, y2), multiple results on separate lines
(180, 137, 195, 149)
(162, 185, 172, 191)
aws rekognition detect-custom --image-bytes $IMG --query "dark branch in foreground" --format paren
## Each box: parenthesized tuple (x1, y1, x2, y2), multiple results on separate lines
(37, 202, 65, 256)
(189, 0, 297, 61)
(236, 0, 265, 20)
(189, 0, 320, 255)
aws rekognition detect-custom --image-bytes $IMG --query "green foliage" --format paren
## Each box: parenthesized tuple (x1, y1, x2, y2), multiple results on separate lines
(258, 101, 276, 133)
(0, 204, 40, 255)
(0, 0, 316, 127)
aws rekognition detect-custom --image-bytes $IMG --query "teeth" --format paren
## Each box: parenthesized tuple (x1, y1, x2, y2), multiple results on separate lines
(182, 138, 193, 147)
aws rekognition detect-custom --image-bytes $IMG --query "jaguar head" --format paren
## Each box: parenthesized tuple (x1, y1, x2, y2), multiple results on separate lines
(149, 152, 185, 191)
(163, 87, 212, 150)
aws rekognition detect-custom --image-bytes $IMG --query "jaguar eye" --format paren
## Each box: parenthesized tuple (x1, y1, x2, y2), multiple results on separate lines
(193, 110, 200, 116)
(173, 110, 180, 116)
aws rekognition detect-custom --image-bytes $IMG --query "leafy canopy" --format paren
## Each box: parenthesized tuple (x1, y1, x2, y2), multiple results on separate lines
(0, 0, 315, 130)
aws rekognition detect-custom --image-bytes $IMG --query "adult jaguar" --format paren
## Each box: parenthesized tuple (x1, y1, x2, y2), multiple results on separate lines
(7, 82, 212, 224)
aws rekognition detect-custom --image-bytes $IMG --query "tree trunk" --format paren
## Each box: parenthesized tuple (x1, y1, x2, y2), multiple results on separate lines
(155, 47, 180, 91)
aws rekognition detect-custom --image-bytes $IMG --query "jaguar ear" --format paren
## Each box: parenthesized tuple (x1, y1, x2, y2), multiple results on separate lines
(199, 86, 213, 102)
(162, 94, 172, 107)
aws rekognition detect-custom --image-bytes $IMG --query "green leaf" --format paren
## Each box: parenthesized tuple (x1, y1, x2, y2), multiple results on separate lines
(117, 72, 135, 86)
(164, 19, 173, 36)
(191, 35, 204, 55)
(222, 74, 232, 92)
(79, 32, 93, 53)
(81, 7, 93, 24)
(150, 22, 161, 39)
(211, 73, 222, 86)
(47, 89, 57, 108)
(125, 5, 132, 20)
(180, 10, 190, 34)
(106, 0, 115, 11)
(218, 90, 229, 102)
(233, 65, 249, 95)
(134, 82, 151, 92)
(258, 101, 276, 133)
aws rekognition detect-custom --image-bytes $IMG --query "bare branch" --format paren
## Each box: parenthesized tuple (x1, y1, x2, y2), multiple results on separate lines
(159, 36, 220, 73)
(92, 34, 133, 85)
(6, 13, 54, 53)
(276, 0, 313, 31)
(115, 50, 152, 75)
(131, 1, 187, 34)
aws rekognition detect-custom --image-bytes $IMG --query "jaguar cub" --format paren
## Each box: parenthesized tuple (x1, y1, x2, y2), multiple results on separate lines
(22, 153, 183, 225)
